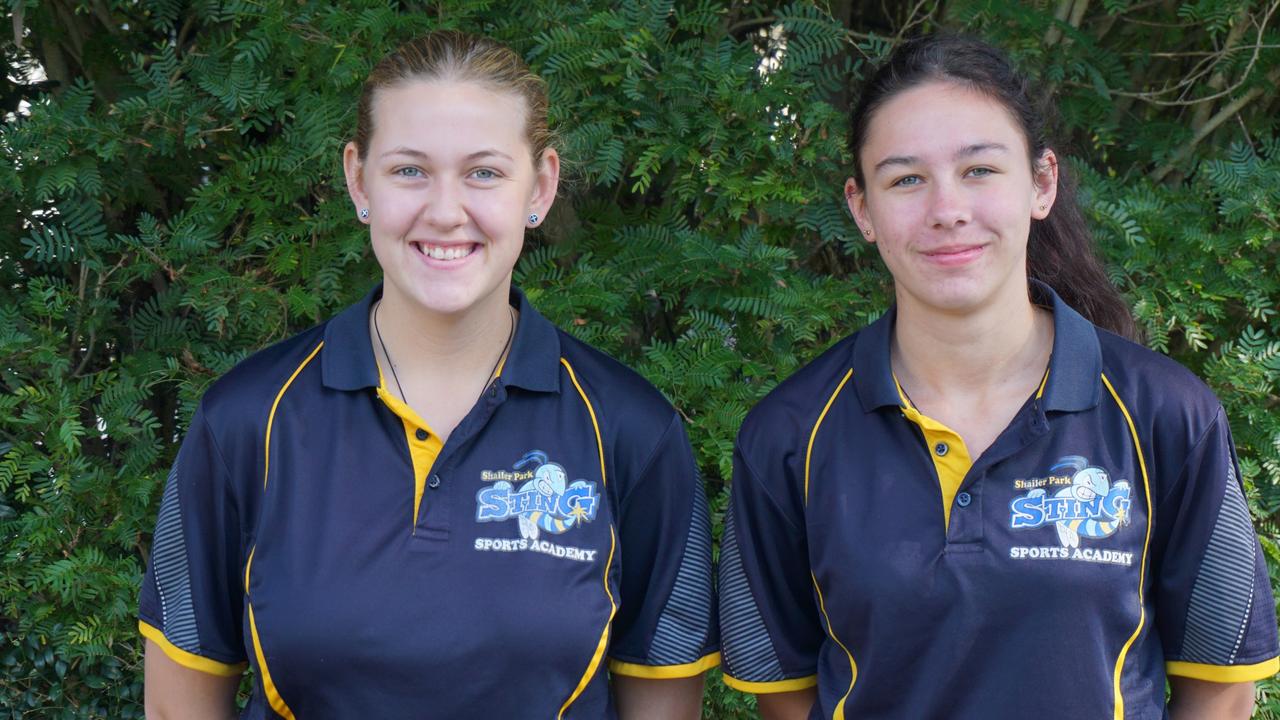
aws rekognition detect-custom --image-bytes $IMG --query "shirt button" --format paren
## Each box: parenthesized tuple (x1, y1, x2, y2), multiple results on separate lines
(415, 428, 429, 441)
(957, 491, 972, 507)
(428, 474, 441, 489)
(934, 442, 949, 457)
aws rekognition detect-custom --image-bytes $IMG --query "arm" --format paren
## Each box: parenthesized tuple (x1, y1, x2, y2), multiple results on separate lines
(1168, 677, 1253, 720)
(144, 639, 240, 720)
(613, 674, 705, 720)
(757, 687, 818, 720)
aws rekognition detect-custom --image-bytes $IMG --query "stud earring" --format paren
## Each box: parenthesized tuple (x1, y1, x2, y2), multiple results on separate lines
(359, 208, 369, 220)
(528, 213, 539, 225)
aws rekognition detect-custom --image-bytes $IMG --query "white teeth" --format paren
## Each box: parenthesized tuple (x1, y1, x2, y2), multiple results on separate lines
(421, 244, 473, 260)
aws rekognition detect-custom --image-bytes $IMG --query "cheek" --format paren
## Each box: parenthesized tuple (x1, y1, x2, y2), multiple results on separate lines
(377, 189, 441, 233)
(472, 190, 528, 233)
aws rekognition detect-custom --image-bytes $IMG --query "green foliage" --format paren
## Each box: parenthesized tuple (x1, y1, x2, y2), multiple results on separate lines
(2, 0, 1278, 717)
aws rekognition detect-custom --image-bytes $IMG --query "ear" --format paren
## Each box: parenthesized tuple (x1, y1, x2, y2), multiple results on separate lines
(342, 141, 370, 223)
(1031, 149, 1059, 221)
(845, 176, 875, 242)
(527, 148, 561, 226)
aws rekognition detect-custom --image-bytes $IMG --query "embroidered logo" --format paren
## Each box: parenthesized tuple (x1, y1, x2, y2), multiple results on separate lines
(1008, 456, 1134, 566)
(476, 450, 600, 540)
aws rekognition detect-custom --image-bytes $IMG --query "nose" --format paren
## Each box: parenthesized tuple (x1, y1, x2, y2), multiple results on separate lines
(419, 178, 468, 230)
(927, 178, 970, 229)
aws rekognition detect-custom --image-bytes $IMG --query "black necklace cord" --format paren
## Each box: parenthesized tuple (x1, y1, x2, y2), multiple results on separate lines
(373, 300, 516, 409)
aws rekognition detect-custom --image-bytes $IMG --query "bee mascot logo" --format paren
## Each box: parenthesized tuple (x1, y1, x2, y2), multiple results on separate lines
(475, 450, 600, 539)
(1010, 455, 1131, 547)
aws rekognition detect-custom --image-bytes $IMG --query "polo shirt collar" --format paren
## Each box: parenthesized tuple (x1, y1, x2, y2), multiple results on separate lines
(321, 284, 562, 393)
(322, 285, 381, 391)
(851, 280, 1101, 413)
(502, 287, 562, 393)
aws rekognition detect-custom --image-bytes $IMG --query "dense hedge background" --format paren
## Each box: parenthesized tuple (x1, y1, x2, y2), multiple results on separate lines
(2, 0, 1278, 717)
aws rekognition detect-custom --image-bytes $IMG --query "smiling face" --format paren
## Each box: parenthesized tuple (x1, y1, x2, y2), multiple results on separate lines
(846, 81, 1057, 318)
(343, 79, 558, 318)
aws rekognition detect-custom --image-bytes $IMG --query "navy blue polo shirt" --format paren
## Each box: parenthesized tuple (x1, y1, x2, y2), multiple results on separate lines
(719, 282, 1278, 719)
(139, 286, 719, 718)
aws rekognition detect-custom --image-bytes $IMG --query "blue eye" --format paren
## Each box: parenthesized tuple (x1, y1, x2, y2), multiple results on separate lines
(967, 167, 993, 177)
(395, 167, 422, 178)
(472, 168, 498, 181)
(892, 175, 922, 187)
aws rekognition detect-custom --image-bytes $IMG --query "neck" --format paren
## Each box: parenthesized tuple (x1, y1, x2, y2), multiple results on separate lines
(373, 283, 515, 381)
(891, 283, 1052, 400)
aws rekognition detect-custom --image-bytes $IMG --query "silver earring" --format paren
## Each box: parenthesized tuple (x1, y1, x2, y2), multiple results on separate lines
(528, 213, 539, 225)
(359, 208, 369, 220)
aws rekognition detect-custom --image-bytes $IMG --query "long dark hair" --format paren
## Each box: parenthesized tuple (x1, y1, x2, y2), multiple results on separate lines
(849, 35, 1138, 340)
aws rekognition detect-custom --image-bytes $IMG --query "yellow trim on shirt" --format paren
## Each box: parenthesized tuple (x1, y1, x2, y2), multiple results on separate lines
(721, 673, 819, 694)
(803, 369, 857, 715)
(557, 357, 614, 719)
(245, 345, 323, 718)
(893, 375, 973, 529)
(249, 603, 295, 719)
(559, 527, 617, 718)
(263, 342, 324, 491)
(812, 570, 856, 719)
(1101, 373, 1154, 720)
(1167, 658, 1280, 683)
(139, 620, 246, 677)
(805, 369, 853, 505)
(374, 367, 443, 530)
(560, 358, 607, 489)
(608, 652, 721, 678)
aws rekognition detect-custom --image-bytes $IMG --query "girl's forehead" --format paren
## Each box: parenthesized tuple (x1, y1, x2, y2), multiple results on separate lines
(368, 79, 530, 155)
(865, 81, 1028, 158)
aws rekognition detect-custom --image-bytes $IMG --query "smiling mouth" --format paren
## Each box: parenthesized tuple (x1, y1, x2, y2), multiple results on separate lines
(414, 242, 477, 261)
(926, 244, 983, 256)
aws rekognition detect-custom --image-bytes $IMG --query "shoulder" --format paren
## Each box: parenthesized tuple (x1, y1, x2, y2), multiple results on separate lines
(1093, 329, 1229, 492)
(1095, 328, 1223, 433)
(739, 332, 859, 455)
(556, 330, 679, 434)
(554, 332, 697, 498)
(196, 322, 329, 443)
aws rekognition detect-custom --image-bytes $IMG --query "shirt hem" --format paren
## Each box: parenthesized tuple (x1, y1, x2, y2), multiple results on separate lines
(608, 652, 721, 678)
(721, 672, 818, 693)
(138, 620, 247, 677)
(1166, 657, 1280, 682)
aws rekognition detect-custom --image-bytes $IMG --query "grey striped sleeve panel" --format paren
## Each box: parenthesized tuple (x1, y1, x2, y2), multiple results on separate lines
(647, 480, 715, 664)
(1180, 459, 1257, 664)
(150, 465, 202, 652)
(719, 507, 786, 682)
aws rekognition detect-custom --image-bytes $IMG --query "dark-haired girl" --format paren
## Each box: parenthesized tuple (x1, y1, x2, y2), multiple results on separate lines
(719, 35, 1277, 720)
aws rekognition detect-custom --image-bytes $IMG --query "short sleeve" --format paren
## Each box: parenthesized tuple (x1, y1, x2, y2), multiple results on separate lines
(607, 414, 720, 679)
(138, 406, 248, 677)
(1157, 407, 1279, 682)
(718, 442, 822, 693)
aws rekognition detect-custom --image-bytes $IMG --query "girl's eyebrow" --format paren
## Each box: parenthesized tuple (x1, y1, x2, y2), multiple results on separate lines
(956, 142, 1009, 158)
(872, 142, 1009, 175)
(378, 147, 514, 162)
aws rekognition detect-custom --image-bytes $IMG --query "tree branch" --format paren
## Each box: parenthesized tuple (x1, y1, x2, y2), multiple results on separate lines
(1148, 67, 1280, 183)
